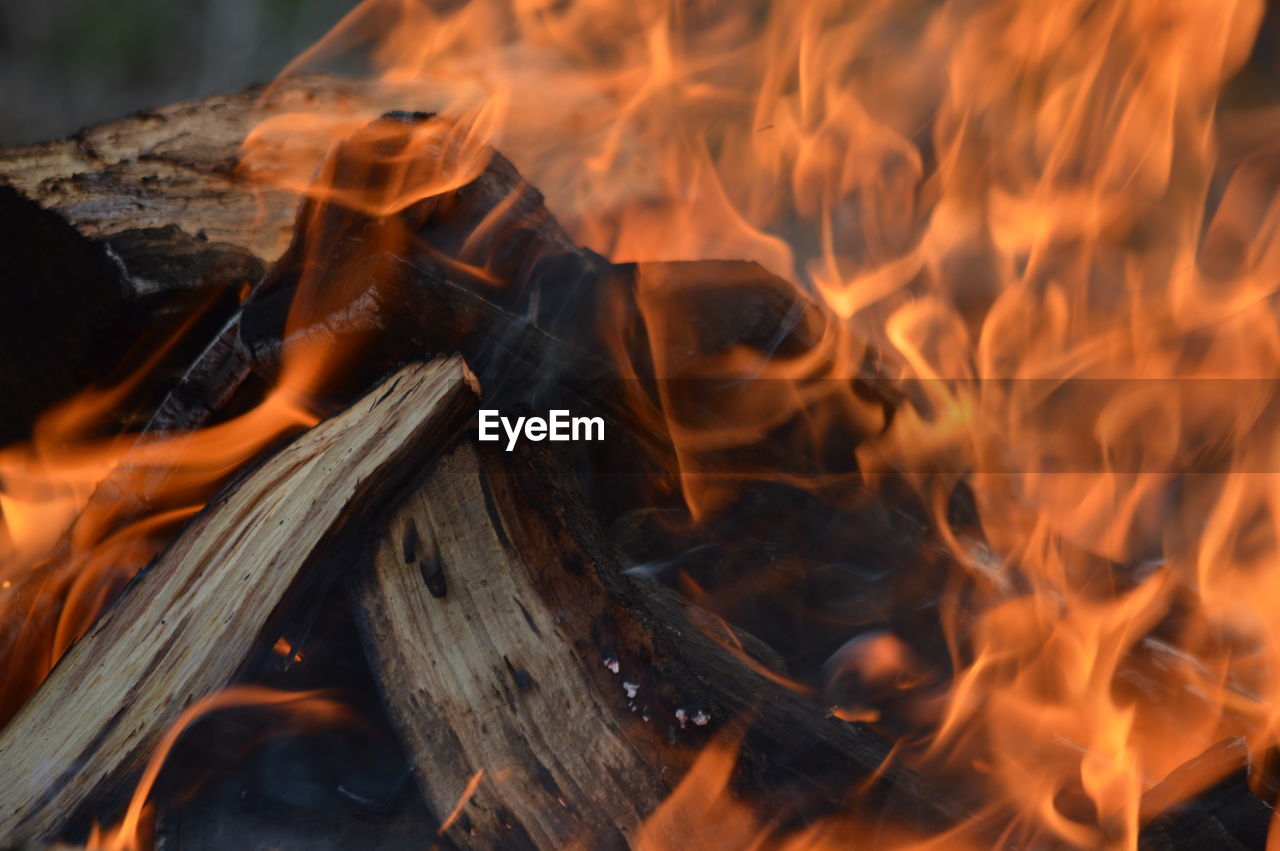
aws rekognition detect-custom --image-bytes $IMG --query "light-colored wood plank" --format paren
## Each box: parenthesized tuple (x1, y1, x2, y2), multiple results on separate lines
(0, 356, 476, 844)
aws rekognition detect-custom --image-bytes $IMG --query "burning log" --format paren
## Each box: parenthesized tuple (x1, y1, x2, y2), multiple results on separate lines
(352, 438, 966, 849)
(351, 441, 665, 848)
(0, 357, 476, 844)
(0, 186, 127, 445)
(0, 84, 929, 846)
(0, 75, 385, 266)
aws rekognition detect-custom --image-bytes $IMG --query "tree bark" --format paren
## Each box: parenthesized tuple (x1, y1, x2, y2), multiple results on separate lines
(0, 75, 360, 265)
(2, 80, 945, 847)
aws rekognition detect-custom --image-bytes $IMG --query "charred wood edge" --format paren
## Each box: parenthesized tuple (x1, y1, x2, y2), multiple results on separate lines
(0, 174, 264, 443)
(1137, 738, 1274, 850)
(349, 435, 971, 850)
(99, 226, 263, 300)
(0, 357, 477, 845)
(0, 185, 128, 445)
(143, 310, 252, 433)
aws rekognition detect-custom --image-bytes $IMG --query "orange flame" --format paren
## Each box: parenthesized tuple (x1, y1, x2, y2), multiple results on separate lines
(85, 686, 349, 851)
(438, 769, 486, 836)
(0, 334, 320, 724)
(4, 0, 1280, 846)
(244, 0, 1280, 845)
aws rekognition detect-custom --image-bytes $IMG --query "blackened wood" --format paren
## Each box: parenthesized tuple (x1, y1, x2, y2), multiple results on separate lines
(0, 185, 127, 444)
(350, 439, 968, 851)
(1138, 738, 1274, 850)
(102, 225, 263, 298)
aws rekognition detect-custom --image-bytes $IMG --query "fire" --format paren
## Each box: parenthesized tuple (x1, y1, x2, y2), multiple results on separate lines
(85, 686, 349, 851)
(632, 732, 761, 851)
(0, 327, 321, 725)
(6, 0, 1280, 846)
(247, 0, 1280, 845)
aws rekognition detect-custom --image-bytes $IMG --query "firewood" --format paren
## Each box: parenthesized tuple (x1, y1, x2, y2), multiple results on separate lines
(351, 439, 968, 850)
(3, 84, 930, 843)
(0, 186, 126, 444)
(1, 80, 872, 434)
(351, 440, 665, 848)
(1137, 738, 1274, 850)
(238, 111, 833, 393)
(0, 357, 476, 845)
(0, 75, 387, 265)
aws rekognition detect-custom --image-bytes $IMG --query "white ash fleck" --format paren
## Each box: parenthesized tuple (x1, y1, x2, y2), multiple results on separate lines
(675, 708, 687, 729)
(957, 537, 1009, 591)
(691, 710, 710, 726)
(604, 657, 620, 674)
(623, 681, 639, 699)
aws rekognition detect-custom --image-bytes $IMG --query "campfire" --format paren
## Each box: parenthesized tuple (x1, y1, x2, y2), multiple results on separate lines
(3, 0, 1280, 847)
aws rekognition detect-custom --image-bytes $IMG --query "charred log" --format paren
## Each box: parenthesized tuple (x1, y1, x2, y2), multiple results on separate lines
(351, 438, 969, 850)
(0, 186, 127, 444)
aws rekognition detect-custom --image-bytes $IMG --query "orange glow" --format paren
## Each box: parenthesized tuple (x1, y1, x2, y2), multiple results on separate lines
(633, 732, 762, 851)
(85, 686, 349, 851)
(2, 0, 1278, 846)
(0, 347, 319, 725)
(438, 769, 486, 835)
(241, 0, 1280, 845)
(271, 636, 305, 664)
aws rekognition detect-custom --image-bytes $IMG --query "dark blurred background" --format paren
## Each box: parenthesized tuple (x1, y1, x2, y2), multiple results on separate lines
(0, 0, 358, 145)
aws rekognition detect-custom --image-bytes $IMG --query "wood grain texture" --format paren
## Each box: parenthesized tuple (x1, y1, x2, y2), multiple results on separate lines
(0, 75, 398, 265)
(352, 440, 969, 850)
(352, 441, 666, 850)
(0, 356, 476, 845)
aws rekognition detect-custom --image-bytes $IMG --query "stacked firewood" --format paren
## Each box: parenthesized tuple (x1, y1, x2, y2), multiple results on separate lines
(0, 78, 1271, 850)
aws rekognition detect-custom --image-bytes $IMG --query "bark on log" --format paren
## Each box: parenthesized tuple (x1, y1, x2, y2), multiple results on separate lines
(351, 439, 968, 850)
(0, 82, 294, 303)
(2, 81, 935, 845)
(0, 75, 379, 265)
(0, 357, 476, 845)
